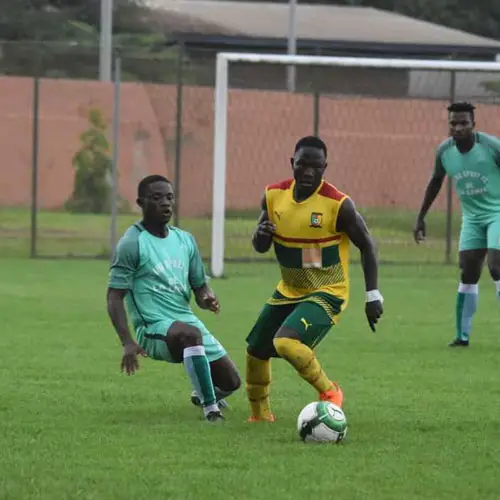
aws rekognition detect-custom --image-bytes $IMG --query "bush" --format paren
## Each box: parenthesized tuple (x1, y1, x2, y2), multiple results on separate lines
(65, 107, 129, 214)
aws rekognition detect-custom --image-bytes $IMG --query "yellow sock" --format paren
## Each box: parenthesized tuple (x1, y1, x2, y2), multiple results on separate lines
(245, 353, 273, 419)
(273, 337, 332, 393)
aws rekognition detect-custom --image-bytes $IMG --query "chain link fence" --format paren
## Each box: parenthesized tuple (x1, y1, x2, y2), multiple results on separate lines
(2, 43, 500, 265)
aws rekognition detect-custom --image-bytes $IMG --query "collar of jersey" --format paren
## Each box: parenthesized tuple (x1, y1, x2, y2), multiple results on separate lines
(290, 179, 325, 204)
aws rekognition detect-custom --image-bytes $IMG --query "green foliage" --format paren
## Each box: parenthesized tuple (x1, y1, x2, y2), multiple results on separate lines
(65, 108, 129, 214)
(1, 0, 500, 82)
(0, 0, 179, 81)
(480, 79, 500, 95)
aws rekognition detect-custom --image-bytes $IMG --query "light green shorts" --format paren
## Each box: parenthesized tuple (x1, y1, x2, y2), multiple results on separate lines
(137, 316, 226, 364)
(459, 216, 500, 251)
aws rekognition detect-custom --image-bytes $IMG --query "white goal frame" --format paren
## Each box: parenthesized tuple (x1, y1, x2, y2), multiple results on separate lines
(211, 52, 500, 278)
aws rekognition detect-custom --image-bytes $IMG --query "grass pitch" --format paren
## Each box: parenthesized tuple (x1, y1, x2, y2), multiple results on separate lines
(0, 206, 461, 264)
(1, 259, 500, 500)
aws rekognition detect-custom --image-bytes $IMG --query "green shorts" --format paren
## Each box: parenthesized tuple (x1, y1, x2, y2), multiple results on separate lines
(246, 300, 334, 358)
(459, 216, 500, 251)
(136, 316, 226, 364)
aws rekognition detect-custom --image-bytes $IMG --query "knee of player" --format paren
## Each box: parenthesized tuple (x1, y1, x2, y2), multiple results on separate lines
(272, 336, 294, 357)
(488, 262, 500, 280)
(227, 369, 242, 392)
(180, 326, 203, 348)
(273, 328, 300, 353)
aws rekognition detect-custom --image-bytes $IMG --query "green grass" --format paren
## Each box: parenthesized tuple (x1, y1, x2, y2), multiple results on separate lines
(0, 207, 461, 263)
(1, 259, 500, 499)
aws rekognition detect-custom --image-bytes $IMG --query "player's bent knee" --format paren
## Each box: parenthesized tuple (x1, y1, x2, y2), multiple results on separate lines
(226, 370, 241, 392)
(273, 336, 296, 358)
(487, 250, 500, 280)
(459, 261, 482, 284)
(170, 322, 203, 348)
(488, 262, 500, 280)
(182, 327, 203, 347)
(224, 361, 242, 391)
(210, 356, 242, 392)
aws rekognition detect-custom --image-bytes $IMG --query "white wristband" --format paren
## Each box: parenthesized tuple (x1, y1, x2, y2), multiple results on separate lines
(366, 289, 384, 303)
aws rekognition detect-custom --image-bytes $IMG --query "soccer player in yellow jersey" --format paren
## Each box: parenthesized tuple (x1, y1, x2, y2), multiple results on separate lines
(245, 136, 384, 422)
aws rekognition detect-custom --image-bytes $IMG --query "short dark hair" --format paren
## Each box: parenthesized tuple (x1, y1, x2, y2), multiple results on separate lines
(294, 136, 327, 157)
(448, 101, 475, 120)
(137, 175, 171, 198)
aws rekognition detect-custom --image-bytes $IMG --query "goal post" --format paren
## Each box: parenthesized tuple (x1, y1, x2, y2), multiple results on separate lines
(211, 52, 500, 278)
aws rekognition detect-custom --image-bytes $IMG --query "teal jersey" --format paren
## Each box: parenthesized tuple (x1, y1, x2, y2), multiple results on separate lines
(108, 223, 207, 332)
(435, 132, 500, 221)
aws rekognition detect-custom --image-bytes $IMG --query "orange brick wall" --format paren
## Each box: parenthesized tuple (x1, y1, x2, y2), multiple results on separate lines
(2, 76, 500, 216)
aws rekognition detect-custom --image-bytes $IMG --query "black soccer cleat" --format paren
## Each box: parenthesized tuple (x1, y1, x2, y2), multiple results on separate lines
(191, 391, 229, 409)
(205, 411, 225, 423)
(448, 339, 469, 347)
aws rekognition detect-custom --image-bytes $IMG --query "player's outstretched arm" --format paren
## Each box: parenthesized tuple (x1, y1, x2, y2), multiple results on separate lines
(337, 198, 383, 332)
(414, 155, 446, 244)
(107, 288, 146, 375)
(252, 194, 276, 253)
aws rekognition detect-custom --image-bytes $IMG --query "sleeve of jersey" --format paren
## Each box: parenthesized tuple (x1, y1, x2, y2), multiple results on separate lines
(483, 134, 500, 166)
(187, 233, 207, 289)
(108, 234, 139, 289)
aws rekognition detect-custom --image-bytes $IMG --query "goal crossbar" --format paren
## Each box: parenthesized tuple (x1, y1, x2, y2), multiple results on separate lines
(211, 52, 500, 277)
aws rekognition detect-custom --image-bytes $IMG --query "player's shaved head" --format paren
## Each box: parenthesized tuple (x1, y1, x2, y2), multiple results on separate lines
(294, 136, 327, 157)
(137, 175, 172, 198)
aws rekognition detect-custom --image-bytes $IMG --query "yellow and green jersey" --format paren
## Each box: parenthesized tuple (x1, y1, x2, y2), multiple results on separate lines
(265, 178, 350, 323)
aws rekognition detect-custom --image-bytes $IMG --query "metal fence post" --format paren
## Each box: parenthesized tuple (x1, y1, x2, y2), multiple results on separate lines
(313, 91, 320, 136)
(110, 56, 121, 260)
(30, 76, 40, 259)
(445, 69, 456, 264)
(173, 43, 184, 228)
(313, 46, 321, 138)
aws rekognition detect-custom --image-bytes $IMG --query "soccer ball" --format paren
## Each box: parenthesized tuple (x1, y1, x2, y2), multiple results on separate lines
(297, 401, 347, 443)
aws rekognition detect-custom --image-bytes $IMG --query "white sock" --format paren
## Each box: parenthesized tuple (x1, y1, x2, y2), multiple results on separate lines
(203, 404, 219, 416)
(494, 280, 500, 299)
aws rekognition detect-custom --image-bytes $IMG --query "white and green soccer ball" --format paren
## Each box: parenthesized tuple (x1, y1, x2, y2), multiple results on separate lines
(297, 401, 347, 443)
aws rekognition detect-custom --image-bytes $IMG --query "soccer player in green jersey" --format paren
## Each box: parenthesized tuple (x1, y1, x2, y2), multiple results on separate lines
(414, 102, 500, 347)
(107, 175, 240, 422)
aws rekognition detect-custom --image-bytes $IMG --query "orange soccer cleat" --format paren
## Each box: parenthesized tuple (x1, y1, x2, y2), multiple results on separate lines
(319, 382, 344, 408)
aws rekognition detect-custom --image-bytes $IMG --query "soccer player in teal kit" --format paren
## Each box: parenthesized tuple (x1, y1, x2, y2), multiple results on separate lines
(106, 175, 240, 421)
(414, 102, 500, 347)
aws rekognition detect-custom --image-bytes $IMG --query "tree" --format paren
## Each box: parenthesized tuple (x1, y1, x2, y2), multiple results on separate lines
(65, 107, 129, 214)
(0, 0, 180, 81)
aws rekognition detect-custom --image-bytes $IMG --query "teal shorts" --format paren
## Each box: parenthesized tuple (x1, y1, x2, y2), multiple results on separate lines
(459, 216, 500, 251)
(246, 300, 334, 358)
(136, 316, 226, 364)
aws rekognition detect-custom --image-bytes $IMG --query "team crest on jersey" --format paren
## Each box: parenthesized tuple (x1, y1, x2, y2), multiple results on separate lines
(310, 212, 323, 228)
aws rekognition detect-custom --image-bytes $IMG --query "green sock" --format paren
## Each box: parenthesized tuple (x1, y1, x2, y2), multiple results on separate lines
(183, 346, 217, 414)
